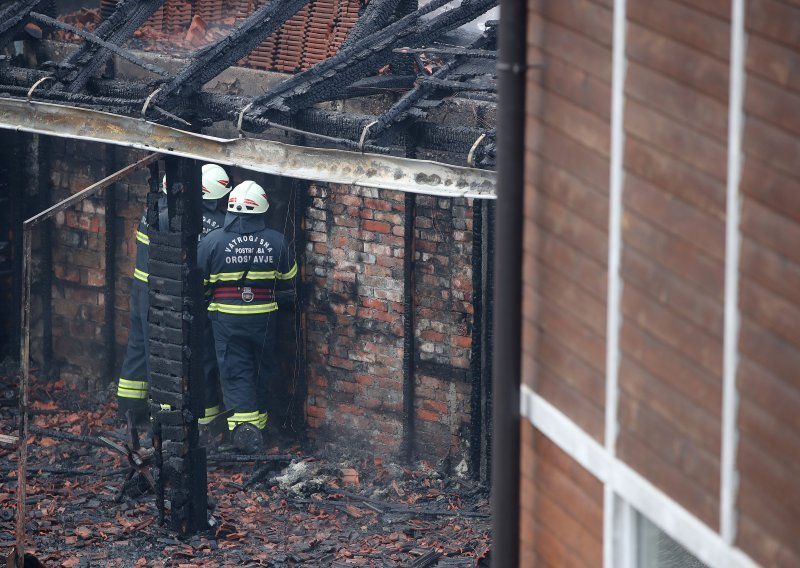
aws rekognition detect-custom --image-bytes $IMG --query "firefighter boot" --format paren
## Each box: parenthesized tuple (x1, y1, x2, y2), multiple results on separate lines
(232, 423, 263, 454)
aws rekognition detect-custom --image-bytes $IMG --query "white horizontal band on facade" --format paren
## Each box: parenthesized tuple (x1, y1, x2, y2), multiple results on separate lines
(520, 384, 758, 568)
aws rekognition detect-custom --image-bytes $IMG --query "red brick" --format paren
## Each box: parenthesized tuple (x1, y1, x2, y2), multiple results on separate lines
(416, 409, 441, 422)
(363, 220, 391, 233)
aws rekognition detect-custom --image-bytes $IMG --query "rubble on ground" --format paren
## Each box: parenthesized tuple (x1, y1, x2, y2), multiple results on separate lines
(0, 369, 490, 566)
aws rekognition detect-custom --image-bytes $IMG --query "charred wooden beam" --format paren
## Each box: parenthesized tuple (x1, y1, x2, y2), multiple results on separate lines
(339, 0, 405, 50)
(395, 46, 497, 58)
(29, 12, 170, 78)
(248, 0, 496, 115)
(0, 0, 49, 49)
(151, 0, 311, 109)
(148, 155, 207, 535)
(57, 0, 166, 94)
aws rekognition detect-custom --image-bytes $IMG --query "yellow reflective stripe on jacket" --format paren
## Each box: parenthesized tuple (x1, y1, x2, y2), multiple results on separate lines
(133, 268, 149, 283)
(257, 412, 268, 429)
(207, 302, 278, 315)
(117, 378, 148, 400)
(136, 230, 150, 245)
(227, 411, 261, 430)
(277, 261, 298, 280)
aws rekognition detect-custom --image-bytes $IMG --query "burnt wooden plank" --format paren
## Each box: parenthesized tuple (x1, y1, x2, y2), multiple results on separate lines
(528, 12, 612, 83)
(747, 0, 800, 50)
(628, 0, 731, 61)
(620, 354, 722, 446)
(529, 0, 613, 47)
(626, 22, 730, 102)
(741, 198, 800, 267)
(743, 116, 800, 182)
(746, 34, 800, 94)
(617, 428, 719, 529)
(620, 320, 722, 417)
(624, 172, 725, 261)
(537, 363, 605, 441)
(625, 135, 726, 217)
(625, 61, 728, 142)
(618, 394, 720, 494)
(623, 211, 725, 296)
(625, 99, 728, 181)
(622, 247, 724, 338)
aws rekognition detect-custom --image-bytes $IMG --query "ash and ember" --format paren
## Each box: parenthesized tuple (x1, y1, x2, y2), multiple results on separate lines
(0, 366, 490, 567)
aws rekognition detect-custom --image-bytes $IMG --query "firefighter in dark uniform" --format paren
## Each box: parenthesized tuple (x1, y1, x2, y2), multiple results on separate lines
(116, 176, 168, 423)
(197, 163, 231, 428)
(198, 180, 297, 453)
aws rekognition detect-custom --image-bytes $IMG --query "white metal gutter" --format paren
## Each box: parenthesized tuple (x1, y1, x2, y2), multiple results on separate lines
(0, 97, 496, 199)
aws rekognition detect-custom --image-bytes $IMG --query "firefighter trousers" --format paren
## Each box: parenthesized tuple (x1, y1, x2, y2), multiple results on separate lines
(199, 314, 223, 425)
(117, 280, 150, 416)
(209, 311, 277, 431)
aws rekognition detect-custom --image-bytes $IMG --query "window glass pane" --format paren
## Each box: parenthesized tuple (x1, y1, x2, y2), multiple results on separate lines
(637, 513, 708, 568)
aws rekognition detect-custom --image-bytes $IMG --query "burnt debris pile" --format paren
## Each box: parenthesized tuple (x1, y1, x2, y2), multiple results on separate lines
(0, 369, 490, 566)
(0, 0, 498, 168)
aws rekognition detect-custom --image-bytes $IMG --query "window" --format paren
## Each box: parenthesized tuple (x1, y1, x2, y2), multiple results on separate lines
(637, 513, 708, 568)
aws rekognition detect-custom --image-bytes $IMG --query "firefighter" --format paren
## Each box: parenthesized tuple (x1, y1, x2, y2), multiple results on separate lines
(197, 163, 231, 430)
(198, 180, 297, 453)
(116, 174, 168, 423)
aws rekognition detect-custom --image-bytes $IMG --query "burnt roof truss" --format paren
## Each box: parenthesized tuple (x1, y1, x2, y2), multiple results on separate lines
(0, 0, 500, 170)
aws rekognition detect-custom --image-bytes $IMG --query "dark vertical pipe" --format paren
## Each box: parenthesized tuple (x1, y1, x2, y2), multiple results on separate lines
(37, 135, 53, 375)
(402, 191, 417, 462)
(469, 198, 483, 479)
(483, 200, 495, 481)
(291, 181, 308, 433)
(492, 0, 527, 563)
(103, 144, 117, 383)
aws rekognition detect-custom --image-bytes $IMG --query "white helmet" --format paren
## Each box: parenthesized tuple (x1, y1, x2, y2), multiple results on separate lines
(201, 163, 231, 200)
(228, 180, 269, 214)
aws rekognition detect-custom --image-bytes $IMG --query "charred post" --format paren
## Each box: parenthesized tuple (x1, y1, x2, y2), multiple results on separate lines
(36, 135, 53, 375)
(148, 156, 207, 535)
(103, 144, 118, 383)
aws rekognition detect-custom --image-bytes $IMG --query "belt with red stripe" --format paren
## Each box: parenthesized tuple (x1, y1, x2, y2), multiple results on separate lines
(212, 286, 274, 301)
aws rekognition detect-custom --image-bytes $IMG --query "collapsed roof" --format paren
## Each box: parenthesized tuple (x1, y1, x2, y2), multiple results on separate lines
(0, 0, 499, 172)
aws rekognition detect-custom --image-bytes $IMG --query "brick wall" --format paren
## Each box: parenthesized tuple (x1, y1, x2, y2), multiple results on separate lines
(34, 144, 484, 463)
(736, 1, 800, 565)
(303, 184, 479, 463)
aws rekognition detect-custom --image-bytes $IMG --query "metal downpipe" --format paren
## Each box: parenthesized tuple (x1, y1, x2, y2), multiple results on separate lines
(491, 0, 527, 565)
